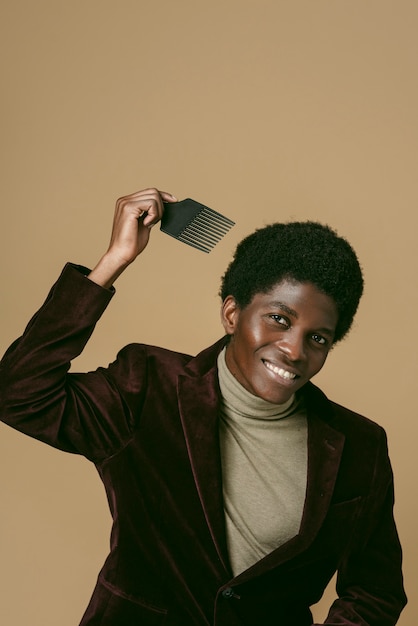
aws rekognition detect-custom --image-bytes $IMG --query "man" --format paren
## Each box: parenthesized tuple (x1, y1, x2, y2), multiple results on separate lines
(0, 188, 406, 625)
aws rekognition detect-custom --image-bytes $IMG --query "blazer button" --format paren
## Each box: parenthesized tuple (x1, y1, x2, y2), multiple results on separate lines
(222, 587, 240, 600)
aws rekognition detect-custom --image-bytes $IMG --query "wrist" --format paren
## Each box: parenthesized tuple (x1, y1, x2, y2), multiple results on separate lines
(87, 251, 131, 289)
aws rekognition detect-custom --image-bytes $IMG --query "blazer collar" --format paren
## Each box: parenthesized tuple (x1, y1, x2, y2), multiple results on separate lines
(178, 338, 346, 581)
(178, 338, 230, 573)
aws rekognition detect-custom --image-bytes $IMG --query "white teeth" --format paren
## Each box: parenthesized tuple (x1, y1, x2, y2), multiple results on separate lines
(264, 361, 296, 380)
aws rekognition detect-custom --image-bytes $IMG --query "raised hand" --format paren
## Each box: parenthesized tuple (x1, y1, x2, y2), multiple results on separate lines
(88, 187, 177, 288)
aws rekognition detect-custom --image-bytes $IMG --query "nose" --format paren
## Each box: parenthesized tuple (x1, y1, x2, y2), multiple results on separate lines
(278, 329, 306, 363)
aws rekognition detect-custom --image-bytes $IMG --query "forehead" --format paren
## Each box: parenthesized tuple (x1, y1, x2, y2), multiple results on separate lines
(249, 280, 338, 325)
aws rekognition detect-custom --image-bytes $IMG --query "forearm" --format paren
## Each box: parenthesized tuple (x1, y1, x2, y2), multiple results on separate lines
(88, 251, 129, 289)
(0, 264, 113, 444)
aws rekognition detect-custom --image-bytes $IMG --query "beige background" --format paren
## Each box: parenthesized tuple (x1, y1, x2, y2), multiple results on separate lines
(0, 1, 416, 624)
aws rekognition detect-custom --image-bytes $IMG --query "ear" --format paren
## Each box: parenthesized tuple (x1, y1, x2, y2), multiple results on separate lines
(220, 295, 240, 336)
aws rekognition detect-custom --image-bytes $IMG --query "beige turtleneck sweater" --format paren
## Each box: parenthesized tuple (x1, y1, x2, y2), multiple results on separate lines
(217, 348, 308, 576)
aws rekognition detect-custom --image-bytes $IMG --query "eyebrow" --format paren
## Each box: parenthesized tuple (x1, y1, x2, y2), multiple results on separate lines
(267, 300, 336, 336)
(268, 301, 298, 318)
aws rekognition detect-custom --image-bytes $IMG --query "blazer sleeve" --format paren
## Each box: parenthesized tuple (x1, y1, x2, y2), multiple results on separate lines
(0, 263, 148, 463)
(316, 429, 407, 625)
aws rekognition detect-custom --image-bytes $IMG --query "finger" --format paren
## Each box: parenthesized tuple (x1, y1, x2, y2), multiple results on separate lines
(159, 190, 178, 202)
(131, 188, 177, 202)
(115, 188, 177, 228)
(139, 195, 164, 227)
(116, 191, 159, 218)
(119, 188, 177, 209)
(138, 190, 177, 226)
(141, 190, 178, 227)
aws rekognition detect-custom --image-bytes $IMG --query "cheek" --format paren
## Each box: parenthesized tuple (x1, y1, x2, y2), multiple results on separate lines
(311, 352, 329, 374)
(229, 332, 256, 367)
(235, 321, 265, 346)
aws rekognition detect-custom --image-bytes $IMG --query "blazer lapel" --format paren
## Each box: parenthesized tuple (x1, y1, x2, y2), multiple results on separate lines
(177, 340, 231, 573)
(299, 398, 346, 545)
(233, 383, 346, 583)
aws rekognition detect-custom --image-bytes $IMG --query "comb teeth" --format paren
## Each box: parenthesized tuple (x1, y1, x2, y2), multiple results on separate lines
(178, 208, 234, 252)
(161, 199, 235, 253)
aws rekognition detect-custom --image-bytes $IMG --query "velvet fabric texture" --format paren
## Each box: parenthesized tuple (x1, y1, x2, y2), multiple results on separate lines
(0, 264, 406, 625)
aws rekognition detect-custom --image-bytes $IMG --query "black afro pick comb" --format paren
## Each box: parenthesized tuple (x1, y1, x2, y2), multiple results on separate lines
(161, 198, 235, 253)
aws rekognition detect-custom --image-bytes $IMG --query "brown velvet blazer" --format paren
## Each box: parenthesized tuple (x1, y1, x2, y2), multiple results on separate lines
(0, 264, 406, 626)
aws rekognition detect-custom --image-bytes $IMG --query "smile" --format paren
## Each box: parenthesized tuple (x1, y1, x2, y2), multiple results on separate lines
(263, 360, 298, 381)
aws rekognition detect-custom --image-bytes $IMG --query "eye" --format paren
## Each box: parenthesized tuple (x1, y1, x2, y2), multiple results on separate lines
(311, 333, 327, 345)
(270, 314, 290, 328)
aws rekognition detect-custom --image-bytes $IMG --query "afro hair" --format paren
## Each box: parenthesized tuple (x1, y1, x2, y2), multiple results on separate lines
(220, 221, 364, 343)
